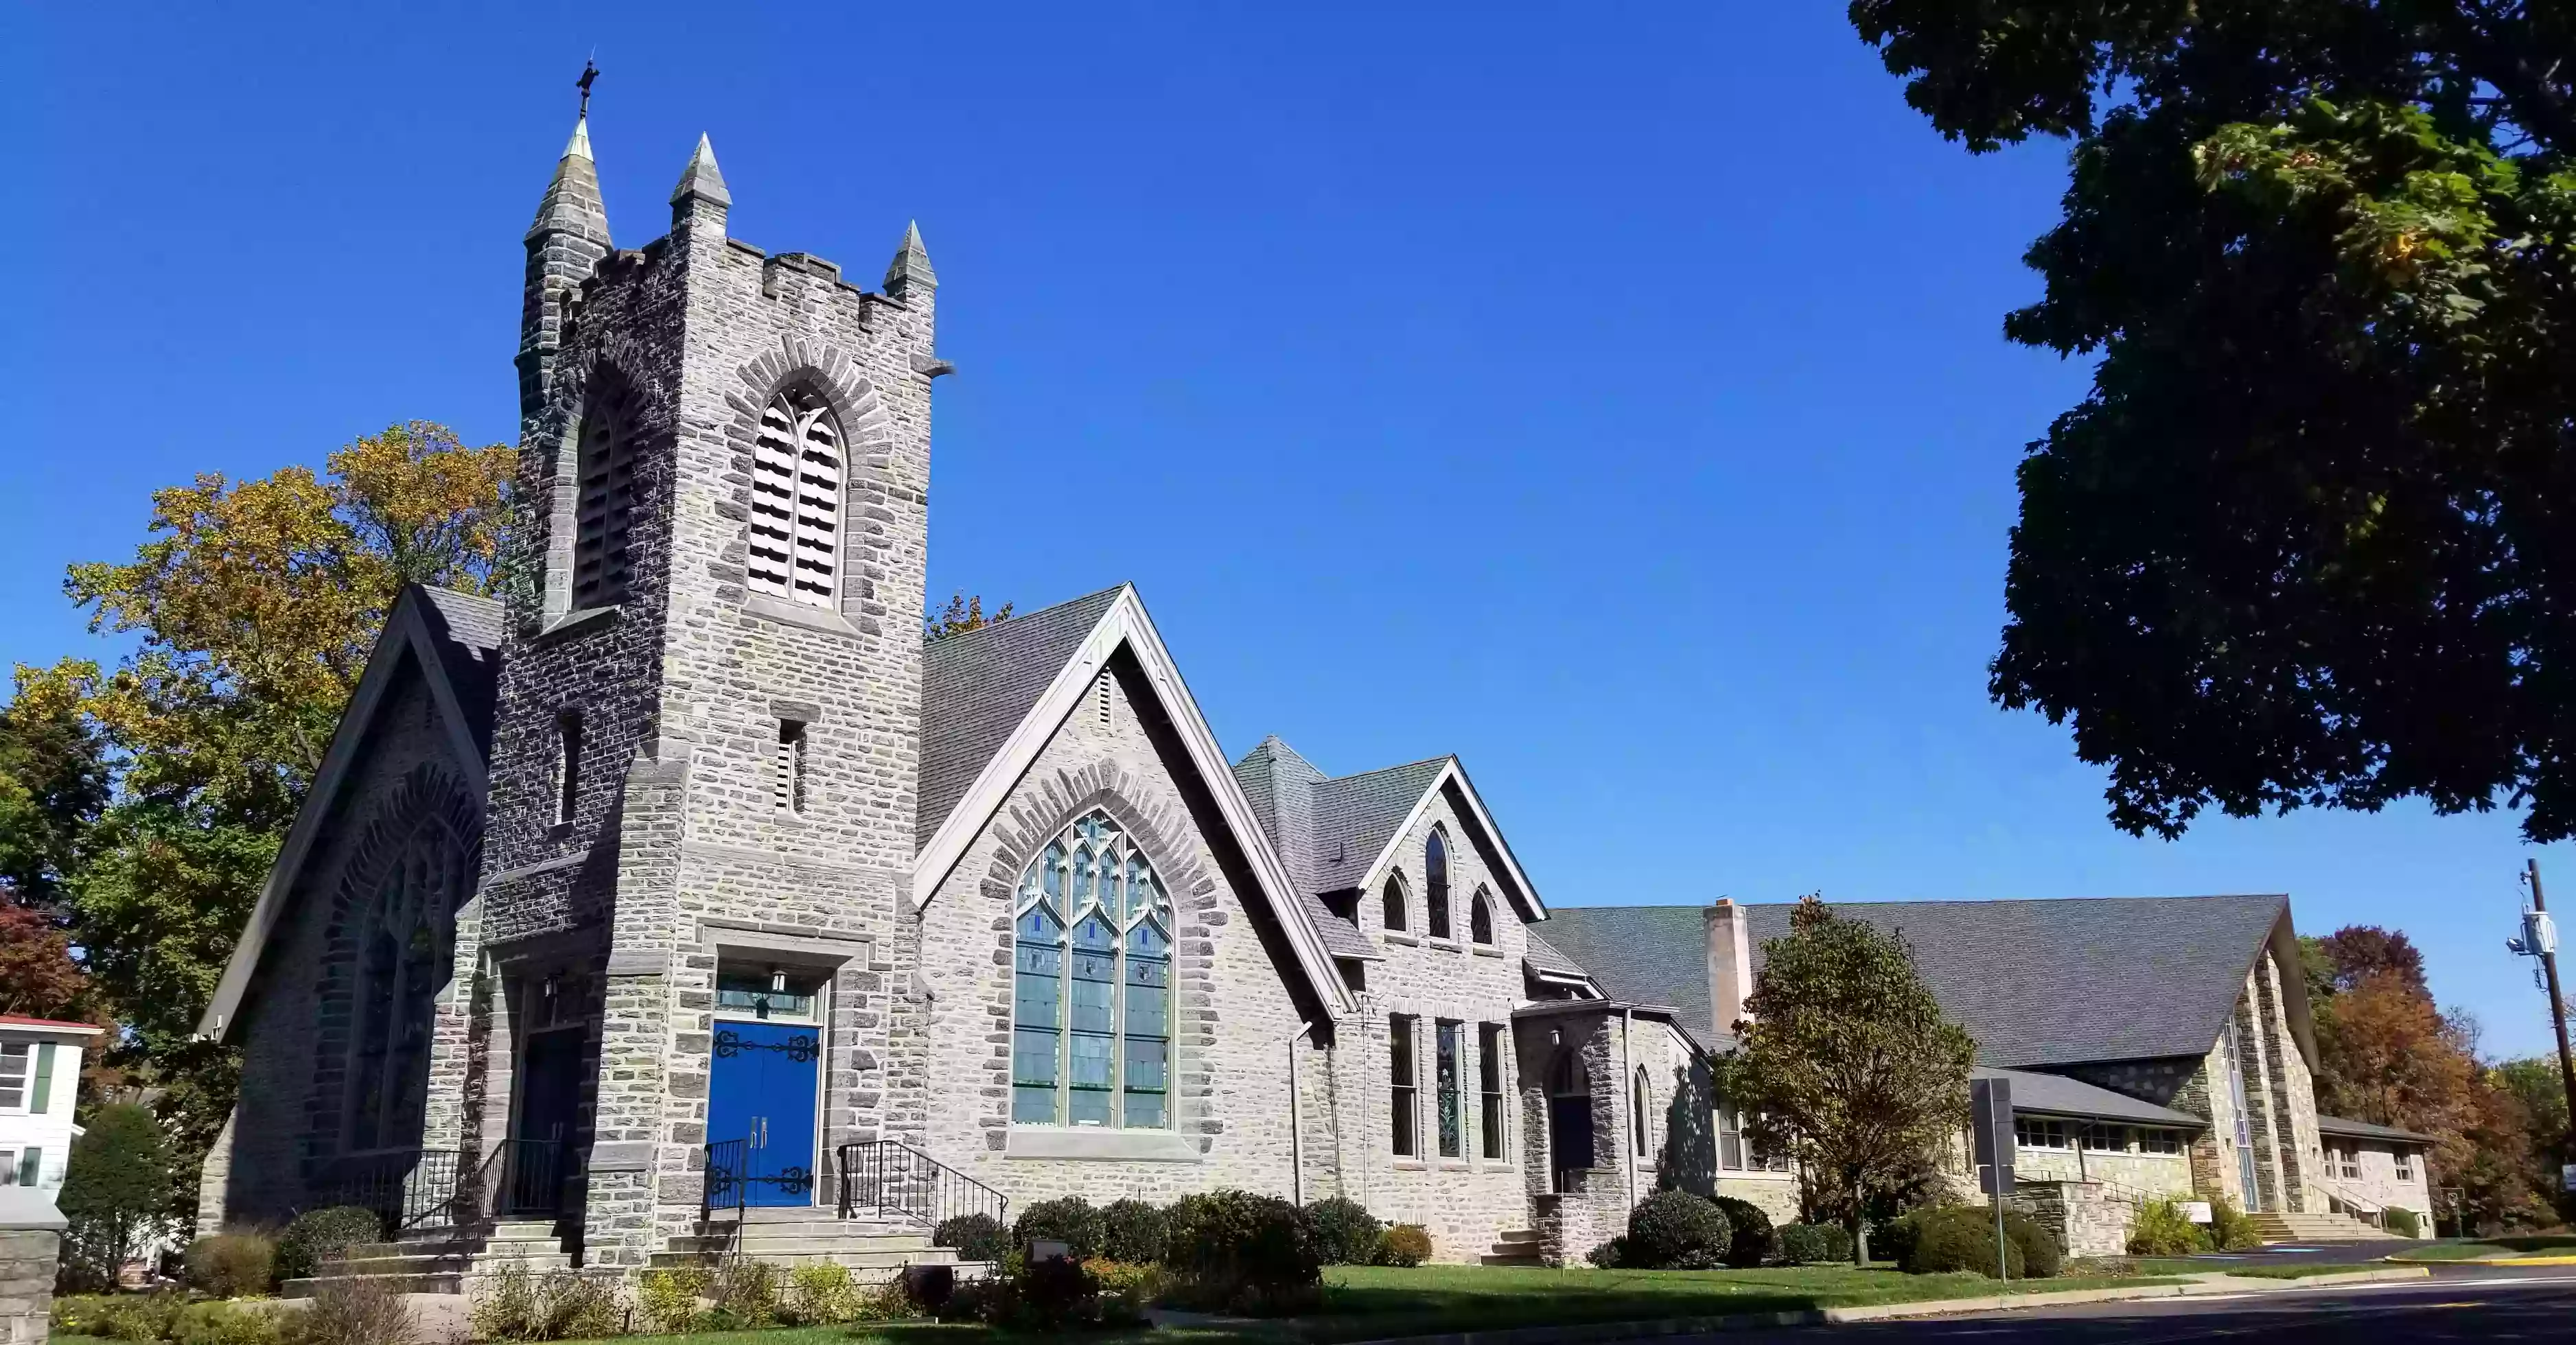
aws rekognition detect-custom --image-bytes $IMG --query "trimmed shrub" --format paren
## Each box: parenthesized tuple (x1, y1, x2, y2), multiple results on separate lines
(185, 1232, 277, 1297)
(1893, 1206, 2058, 1278)
(639, 1266, 709, 1333)
(170, 1300, 294, 1345)
(1014, 1195, 1106, 1260)
(1623, 1191, 1733, 1270)
(274, 1206, 382, 1283)
(299, 1277, 419, 1345)
(1376, 1224, 1432, 1267)
(2006, 1210, 2061, 1278)
(1584, 1237, 1626, 1268)
(2385, 1206, 2422, 1239)
(2207, 1196, 2261, 1252)
(1776, 1223, 1852, 1265)
(934, 1212, 1008, 1262)
(1706, 1195, 1775, 1267)
(2126, 1199, 2212, 1256)
(1101, 1198, 1172, 1265)
(1012, 1254, 1103, 1331)
(1166, 1189, 1324, 1313)
(1304, 1197, 1383, 1266)
(785, 1263, 863, 1326)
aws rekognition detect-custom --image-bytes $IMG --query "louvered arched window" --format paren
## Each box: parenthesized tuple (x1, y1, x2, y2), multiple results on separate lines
(747, 388, 844, 607)
(571, 388, 637, 609)
(1012, 812, 1174, 1130)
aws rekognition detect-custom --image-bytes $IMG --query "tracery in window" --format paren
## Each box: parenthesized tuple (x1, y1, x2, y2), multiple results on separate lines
(571, 387, 638, 609)
(347, 823, 464, 1150)
(1012, 811, 1172, 1130)
(747, 388, 843, 607)
(1425, 830, 1451, 939)
(1381, 874, 1408, 933)
(1470, 887, 1495, 944)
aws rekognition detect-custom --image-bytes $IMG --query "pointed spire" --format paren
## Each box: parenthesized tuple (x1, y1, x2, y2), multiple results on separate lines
(884, 220, 936, 299)
(670, 133, 732, 209)
(529, 113, 612, 246)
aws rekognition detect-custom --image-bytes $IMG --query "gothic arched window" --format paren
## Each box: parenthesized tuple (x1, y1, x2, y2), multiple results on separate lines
(747, 388, 843, 607)
(1470, 887, 1495, 944)
(1424, 830, 1452, 939)
(1380, 874, 1408, 934)
(571, 386, 638, 609)
(1012, 811, 1173, 1130)
(1632, 1066, 1653, 1157)
(347, 823, 465, 1151)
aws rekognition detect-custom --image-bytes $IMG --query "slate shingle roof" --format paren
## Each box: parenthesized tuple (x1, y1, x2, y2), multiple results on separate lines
(1980, 1066, 2205, 1127)
(1544, 895, 2293, 1071)
(1228, 741, 1458, 961)
(411, 586, 504, 755)
(1307, 758, 1450, 896)
(2317, 1114, 2435, 1143)
(917, 586, 1124, 846)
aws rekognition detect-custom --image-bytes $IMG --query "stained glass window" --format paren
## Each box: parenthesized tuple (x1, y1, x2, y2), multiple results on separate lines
(1010, 811, 1176, 1130)
(1426, 831, 1451, 939)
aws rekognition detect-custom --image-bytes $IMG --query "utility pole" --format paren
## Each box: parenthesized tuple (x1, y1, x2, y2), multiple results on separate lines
(2532, 861, 2576, 1166)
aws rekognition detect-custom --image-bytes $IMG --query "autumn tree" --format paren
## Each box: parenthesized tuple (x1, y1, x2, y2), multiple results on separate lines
(1852, 0, 2576, 842)
(924, 591, 1014, 640)
(1724, 896, 1976, 1261)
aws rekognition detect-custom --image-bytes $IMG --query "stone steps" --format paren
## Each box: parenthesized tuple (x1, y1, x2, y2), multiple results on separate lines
(2248, 1210, 2384, 1243)
(1481, 1229, 1545, 1267)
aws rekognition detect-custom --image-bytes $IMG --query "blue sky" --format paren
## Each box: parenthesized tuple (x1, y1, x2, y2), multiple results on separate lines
(6, 2, 2566, 1056)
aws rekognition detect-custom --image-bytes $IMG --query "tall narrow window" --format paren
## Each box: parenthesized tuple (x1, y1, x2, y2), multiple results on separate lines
(1010, 812, 1172, 1129)
(1380, 874, 1407, 934)
(1435, 1020, 1463, 1158)
(555, 712, 583, 826)
(746, 389, 843, 607)
(776, 720, 809, 814)
(1719, 1103, 1745, 1170)
(1478, 1024, 1505, 1160)
(347, 823, 463, 1150)
(1470, 888, 1494, 944)
(1389, 1015, 1418, 1156)
(1632, 1066, 1652, 1157)
(571, 393, 637, 609)
(1425, 831, 1451, 939)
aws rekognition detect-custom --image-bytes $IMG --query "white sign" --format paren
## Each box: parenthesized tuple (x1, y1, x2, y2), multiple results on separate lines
(2181, 1202, 2214, 1224)
(2560, 1163, 2576, 1191)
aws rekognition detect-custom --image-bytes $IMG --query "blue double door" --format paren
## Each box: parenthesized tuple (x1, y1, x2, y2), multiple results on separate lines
(707, 1020, 821, 1207)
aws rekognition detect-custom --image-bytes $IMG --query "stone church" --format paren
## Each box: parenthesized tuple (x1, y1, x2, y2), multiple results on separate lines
(194, 110, 2412, 1276)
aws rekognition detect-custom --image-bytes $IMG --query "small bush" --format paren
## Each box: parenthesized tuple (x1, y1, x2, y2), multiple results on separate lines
(2385, 1206, 2422, 1239)
(1623, 1191, 1732, 1270)
(1893, 1206, 2058, 1278)
(185, 1233, 278, 1298)
(934, 1212, 1008, 1262)
(2127, 1199, 2212, 1256)
(1584, 1237, 1625, 1268)
(470, 1259, 541, 1341)
(638, 1266, 708, 1333)
(2207, 1195, 2260, 1252)
(1013, 1195, 1105, 1260)
(299, 1277, 418, 1345)
(1083, 1259, 1164, 1324)
(783, 1263, 861, 1326)
(274, 1206, 382, 1283)
(1100, 1198, 1171, 1265)
(2006, 1210, 2061, 1278)
(1165, 1189, 1324, 1313)
(704, 1259, 780, 1330)
(1303, 1197, 1383, 1266)
(171, 1299, 294, 1345)
(54, 1293, 184, 1342)
(1706, 1195, 1775, 1267)
(1375, 1224, 1432, 1267)
(1776, 1222, 1853, 1265)
(1004, 1254, 1103, 1331)
(900, 1263, 957, 1315)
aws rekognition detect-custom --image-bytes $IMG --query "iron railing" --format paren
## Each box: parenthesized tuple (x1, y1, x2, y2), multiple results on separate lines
(314, 1148, 466, 1236)
(495, 1137, 572, 1218)
(834, 1141, 1008, 1235)
(704, 1138, 751, 1224)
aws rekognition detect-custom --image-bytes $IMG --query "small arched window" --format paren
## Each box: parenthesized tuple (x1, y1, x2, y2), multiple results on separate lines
(1470, 887, 1495, 944)
(1425, 830, 1451, 939)
(1632, 1066, 1652, 1157)
(1011, 811, 1173, 1130)
(1381, 874, 1408, 933)
(746, 388, 844, 607)
(571, 387, 638, 609)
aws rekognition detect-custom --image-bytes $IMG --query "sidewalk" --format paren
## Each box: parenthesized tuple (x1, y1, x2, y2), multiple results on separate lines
(1341, 1266, 2432, 1345)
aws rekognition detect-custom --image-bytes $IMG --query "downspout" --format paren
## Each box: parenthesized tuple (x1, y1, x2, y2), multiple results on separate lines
(1284, 1019, 1318, 1206)
(1623, 1007, 1636, 1210)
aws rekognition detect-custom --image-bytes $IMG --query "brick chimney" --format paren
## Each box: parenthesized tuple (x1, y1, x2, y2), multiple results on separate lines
(1706, 900, 1753, 1044)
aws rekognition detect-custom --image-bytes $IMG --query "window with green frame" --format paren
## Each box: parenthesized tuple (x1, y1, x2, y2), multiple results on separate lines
(1012, 811, 1174, 1129)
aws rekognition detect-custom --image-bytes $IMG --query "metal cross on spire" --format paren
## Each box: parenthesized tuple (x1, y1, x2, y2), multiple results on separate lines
(577, 56, 599, 119)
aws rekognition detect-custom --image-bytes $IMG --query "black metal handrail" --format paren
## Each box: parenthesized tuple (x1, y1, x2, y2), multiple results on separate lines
(315, 1149, 467, 1236)
(834, 1140, 1008, 1235)
(495, 1137, 572, 1218)
(704, 1138, 750, 1224)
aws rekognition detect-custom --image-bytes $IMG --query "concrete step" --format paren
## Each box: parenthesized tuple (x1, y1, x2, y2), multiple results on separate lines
(1494, 1230, 1541, 1245)
(644, 1249, 959, 1273)
(282, 1272, 463, 1298)
(331, 1253, 474, 1277)
(693, 1220, 918, 1241)
(1480, 1254, 1546, 1267)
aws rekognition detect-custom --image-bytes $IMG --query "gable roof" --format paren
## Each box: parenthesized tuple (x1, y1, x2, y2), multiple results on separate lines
(918, 587, 1125, 846)
(1229, 740, 1548, 931)
(1981, 1066, 2205, 1127)
(2318, 1114, 2435, 1144)
(198, 585, 502, 1040)
(909, 585, 1358, 1016)
(1544, 895, 2305, 1071)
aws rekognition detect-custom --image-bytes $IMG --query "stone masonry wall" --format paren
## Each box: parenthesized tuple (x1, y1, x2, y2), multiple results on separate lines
(2254, 951, 2321, 1213)
(0, 1228, 56, 1345)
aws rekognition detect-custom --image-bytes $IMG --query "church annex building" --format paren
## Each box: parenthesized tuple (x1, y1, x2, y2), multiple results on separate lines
(193, 115, 2432, 1273)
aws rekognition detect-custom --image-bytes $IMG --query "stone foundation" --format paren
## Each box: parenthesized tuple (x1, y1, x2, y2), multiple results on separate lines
(0, 1226, 60, 1345)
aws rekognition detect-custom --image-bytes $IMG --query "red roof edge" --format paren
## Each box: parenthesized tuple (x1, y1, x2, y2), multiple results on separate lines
(0, 1014, 106, 1033)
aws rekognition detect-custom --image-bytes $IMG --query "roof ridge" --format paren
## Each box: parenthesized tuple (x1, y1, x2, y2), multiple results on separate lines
(1318, 753, 1453, 787)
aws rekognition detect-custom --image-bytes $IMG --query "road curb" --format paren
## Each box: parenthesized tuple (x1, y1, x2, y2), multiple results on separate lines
(2395, 1252, 2576, 1267)
(1331, 1267, 2436, 1345)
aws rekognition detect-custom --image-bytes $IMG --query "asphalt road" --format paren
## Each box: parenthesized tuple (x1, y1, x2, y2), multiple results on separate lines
(1628, 1267, 2576, 1342)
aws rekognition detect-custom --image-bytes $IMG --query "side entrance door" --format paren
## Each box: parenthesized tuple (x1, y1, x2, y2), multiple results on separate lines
(509, 1028, 583, 1215)
(706, 1020, 821, 1208)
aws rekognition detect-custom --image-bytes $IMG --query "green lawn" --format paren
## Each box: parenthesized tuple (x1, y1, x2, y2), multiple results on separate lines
(2389, 1235, 2576, 1263)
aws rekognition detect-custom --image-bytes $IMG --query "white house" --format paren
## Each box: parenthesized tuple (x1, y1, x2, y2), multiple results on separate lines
(0, 1016, 102, 1193)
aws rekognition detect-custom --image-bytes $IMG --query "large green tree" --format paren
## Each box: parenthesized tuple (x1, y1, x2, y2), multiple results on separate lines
(1852, 0, 2576, 841)
(1724, 896, 1976, 1261)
